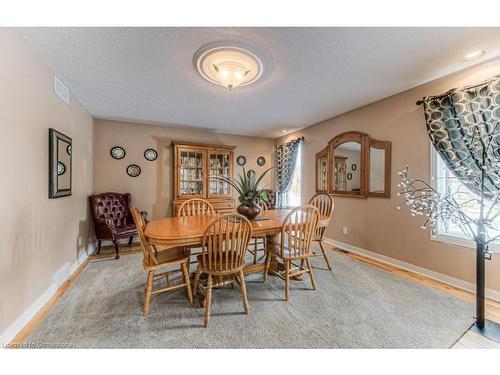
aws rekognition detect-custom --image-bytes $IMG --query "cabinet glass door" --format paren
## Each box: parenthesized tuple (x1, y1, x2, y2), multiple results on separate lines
(317, 156, 328, 191)
(334, 156, 347, 191)
(208, 151, 231, 197)
(178, 149, 205, 197)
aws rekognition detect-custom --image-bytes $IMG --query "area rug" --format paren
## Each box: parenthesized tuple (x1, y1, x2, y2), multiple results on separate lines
(25, 249, 474, 348)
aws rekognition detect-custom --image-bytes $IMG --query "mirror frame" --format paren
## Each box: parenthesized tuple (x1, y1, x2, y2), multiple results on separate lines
(367, 139, 391, 198)
(315, 131, 391, 199)
(328, 131, 369, 198)
(49, 128, 72, 199)
(315, 146, 329, 193)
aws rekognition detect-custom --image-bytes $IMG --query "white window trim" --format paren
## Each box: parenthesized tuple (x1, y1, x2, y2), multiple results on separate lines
(429, 142, 500, 253)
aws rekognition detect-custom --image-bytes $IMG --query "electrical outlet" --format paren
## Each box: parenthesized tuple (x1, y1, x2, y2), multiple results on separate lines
(342, 226, 348, 235)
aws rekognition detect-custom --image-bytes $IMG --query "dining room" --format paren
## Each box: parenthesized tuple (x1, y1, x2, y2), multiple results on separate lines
(2, 5, 500, 371)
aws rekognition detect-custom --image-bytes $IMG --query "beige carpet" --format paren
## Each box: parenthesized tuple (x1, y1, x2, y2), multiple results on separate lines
(25, 248, 474, 348)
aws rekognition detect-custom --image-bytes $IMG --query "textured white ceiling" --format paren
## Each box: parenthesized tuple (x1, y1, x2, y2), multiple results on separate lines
(18, 27, 500, 138)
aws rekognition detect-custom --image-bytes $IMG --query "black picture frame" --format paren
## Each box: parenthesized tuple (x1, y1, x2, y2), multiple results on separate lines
(237, 155, 246, 166)
(247, 169, 256, 179)
(110, 146, 126, 159)
(257, 156, 266, 166)
(347, 172, 353, 180)
(57, 162, 66, 176)
(49, 128, 72, 199)
(351, 164, 357, 171)
(144, 148, 158, 161)
(127, 164, 141, 177)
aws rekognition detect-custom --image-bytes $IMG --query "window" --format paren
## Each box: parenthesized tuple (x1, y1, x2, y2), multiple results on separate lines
(281, 143, 302, 208)
(431, 146, 500, 251)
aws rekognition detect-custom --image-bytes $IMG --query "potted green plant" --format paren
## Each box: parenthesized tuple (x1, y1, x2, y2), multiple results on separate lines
(212, 167, 272, 219)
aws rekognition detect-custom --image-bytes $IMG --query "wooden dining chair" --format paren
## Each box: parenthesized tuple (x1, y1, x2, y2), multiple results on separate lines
(131, 208, 193, 316)
(192, 213, 252, 327)
(248, 200, 269, 264)
(178, 198, 215, 217)
(308, 193, 335, 270)
(264, 205, 320, 301)
(177, 198, 216, 268)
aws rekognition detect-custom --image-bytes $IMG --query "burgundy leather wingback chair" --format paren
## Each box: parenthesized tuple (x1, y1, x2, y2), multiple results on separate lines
(264, 189, 276, 209)
(89, 192, 137, 259)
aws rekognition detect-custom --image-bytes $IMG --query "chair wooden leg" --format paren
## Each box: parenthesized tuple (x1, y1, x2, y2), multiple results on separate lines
(253, 238, 258, 264)
(239, 270, 249, 314)
(204, 275, 213, 328)
(113, 240, 120, 259)
(319, 241, 332, 271)
(144, 271, 154, 316)
(181, 262, 193, 303)
(96, 240, 102, 254)
(128, 236, 133, 246)
(285, 260, 290, 302)
(263, 251, 272, 283)
(306, 257, 317, 290)
(193, 265, 202, 296)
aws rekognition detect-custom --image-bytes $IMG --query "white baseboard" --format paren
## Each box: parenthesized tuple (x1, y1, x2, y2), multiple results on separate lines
(325, 238, 500, 303)
(0, 244, 94, 346)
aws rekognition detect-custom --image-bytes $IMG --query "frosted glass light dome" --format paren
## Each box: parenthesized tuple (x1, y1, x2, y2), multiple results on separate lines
(194, 43, 264, 91)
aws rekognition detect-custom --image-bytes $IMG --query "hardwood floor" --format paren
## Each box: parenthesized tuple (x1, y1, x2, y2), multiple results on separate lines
(8, 242, 500, 348)
(452, 331, 500, 349)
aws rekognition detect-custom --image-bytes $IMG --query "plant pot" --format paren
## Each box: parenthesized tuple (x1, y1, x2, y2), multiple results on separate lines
(237, 202, 261, 220)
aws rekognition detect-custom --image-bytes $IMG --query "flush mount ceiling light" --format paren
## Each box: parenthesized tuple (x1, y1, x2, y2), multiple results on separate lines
(463, 49, 487, 61)
(194, 43, 264, 91)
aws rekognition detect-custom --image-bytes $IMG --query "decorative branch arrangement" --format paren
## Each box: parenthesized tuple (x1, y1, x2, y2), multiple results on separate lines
(397, 166, 500, 248)
(398, 112, 500, 243)
(404, 75, 500, 331)
(397, 135, 500, 331)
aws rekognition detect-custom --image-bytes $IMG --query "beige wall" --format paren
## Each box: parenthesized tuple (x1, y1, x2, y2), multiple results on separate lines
(94, 119, 274, 219)
(278, 57, 500, 292)
(0, 29, 94, 336)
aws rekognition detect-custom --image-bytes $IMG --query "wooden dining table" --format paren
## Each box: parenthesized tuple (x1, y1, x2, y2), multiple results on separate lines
(145, 209, 330, 276)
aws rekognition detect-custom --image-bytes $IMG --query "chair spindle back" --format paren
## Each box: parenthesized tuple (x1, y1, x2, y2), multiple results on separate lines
(308, 193, 334, 240)
(178, 198, 215, 217)
(201, 214, 252, 273)
(131, 207, 158, 266)
(280, 205, 319, 259)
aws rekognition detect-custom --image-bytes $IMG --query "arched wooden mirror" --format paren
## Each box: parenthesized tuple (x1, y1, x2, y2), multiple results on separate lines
(315, 131, 391, 198)
(328, 131, 369, 198)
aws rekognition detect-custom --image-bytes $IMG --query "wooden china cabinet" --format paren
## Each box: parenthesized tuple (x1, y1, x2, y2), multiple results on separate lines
(171, 141, 236, 215)
(334, 156, 348, 191)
